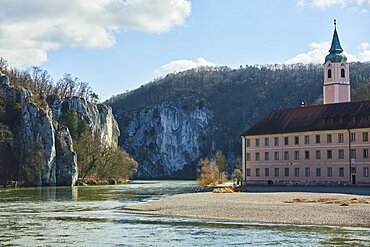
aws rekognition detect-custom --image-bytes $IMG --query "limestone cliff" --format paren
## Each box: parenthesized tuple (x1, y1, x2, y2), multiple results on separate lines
(48, 96, 119, 146)
(0, 75, 119, 186)
(115, 95, 214, 179)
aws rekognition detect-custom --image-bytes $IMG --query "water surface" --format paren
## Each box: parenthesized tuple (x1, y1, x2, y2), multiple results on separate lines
(0, 180, 369, 246)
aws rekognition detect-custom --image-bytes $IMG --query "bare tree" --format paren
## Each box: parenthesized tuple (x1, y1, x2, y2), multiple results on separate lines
(0, 123, 12, 145)
(0, 58, 8, 73)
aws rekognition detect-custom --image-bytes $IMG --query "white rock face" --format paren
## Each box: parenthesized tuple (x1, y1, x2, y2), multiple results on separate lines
(20, 93, 58, 185)
(49, 96, 119, 147)
(118, 98, 214, 179)
(0, 75, 119, 186)
(55, 125, 78, 186)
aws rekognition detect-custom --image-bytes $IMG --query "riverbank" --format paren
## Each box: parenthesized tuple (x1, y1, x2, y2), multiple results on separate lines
(125, 192, 370, 226)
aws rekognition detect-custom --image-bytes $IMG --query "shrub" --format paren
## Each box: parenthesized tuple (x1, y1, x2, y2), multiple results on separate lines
(212, 187, 234, 193)
(197, 158, 219, 188)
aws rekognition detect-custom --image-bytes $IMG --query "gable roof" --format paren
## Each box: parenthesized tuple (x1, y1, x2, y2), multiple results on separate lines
(242, 100, 370, 136)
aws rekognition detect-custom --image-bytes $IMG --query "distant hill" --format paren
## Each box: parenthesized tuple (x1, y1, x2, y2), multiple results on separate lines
(108, 63, 370, 179)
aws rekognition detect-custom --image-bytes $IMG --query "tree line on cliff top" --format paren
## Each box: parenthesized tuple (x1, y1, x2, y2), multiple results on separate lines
(0, 57, 137, 186)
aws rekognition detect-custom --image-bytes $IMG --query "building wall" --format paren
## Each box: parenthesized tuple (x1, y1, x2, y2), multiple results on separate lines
(323, 61, 350, 104)
(242, 128, 370, 185)
(324, 61, 349, 84)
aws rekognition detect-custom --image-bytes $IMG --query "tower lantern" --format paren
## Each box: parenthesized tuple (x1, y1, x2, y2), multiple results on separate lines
(323, 20, 350, 104)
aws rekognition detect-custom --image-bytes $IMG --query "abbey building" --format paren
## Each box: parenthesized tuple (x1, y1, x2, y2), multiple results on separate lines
(241, 21, 370, 185)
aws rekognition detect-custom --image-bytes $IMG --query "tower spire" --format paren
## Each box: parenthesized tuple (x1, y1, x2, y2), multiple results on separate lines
(325, 19, 346, 62)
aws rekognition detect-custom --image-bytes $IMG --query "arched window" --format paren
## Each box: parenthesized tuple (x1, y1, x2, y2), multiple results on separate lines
(328, 69, 332, 79)
(341, 68, 345, 78)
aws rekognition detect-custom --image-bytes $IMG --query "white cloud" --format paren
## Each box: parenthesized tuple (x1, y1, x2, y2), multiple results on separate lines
(285, 41, 370, 64)
(155, 57, 215, 75)
(296, 0, 370, 10)
(285, 41, 331, 64)
(0, 0, 191, 67)
(358, 42, 370, 61)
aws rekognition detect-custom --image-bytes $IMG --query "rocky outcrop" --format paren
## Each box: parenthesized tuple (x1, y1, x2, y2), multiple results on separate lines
(20, 92, 58, 186)
(48, 96, 119, 146)
(55, 125, 78, 186)
(0, 75, 119, 186)
(116, 96, 214, 179)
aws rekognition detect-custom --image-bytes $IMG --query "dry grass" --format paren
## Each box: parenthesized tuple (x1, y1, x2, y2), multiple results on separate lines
(213, 187, 234, 193)
(206, 180, 224, 187)
(285, 197, 370, 205)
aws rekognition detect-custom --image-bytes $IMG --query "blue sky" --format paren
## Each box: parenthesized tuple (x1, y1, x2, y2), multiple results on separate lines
(1, 0, 370, 100)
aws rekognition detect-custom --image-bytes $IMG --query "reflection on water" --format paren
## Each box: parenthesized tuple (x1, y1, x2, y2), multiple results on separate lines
(0, 180, 369, 246)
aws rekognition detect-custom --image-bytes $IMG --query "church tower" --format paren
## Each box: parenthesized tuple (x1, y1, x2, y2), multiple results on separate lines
(323, 20, 350, 104)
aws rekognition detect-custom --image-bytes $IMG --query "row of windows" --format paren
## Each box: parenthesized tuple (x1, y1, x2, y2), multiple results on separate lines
(327, 68, 346, 79)
(246, 132, 369, 147)
(247, 167, 370, 178)
(246, 149, 369, 161)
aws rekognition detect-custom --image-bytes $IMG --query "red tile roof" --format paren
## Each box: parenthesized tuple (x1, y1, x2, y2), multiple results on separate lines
(242, 100, 370, 136)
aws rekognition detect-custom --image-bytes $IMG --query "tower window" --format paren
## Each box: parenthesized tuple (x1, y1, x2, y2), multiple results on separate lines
(341, 68, 345, 78)
(328, 69, 332, 78)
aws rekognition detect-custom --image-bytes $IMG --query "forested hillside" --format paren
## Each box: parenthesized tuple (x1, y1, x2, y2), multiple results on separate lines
(109, 63, 370, 179)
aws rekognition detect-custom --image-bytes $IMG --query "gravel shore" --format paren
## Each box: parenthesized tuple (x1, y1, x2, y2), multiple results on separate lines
(126, 192, 370, 226)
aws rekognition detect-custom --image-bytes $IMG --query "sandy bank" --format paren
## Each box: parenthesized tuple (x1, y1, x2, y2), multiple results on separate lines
(125, 192, 370, 226)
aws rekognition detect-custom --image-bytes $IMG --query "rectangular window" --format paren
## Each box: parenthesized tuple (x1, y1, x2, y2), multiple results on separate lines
(284, 137, 289, 146)
(327, 134, 332, 143)
(246, 139, 251, 147)
(246, 153, 251, 161)
(255, 139, 260, 147)
(363, 132, 368, 142)
(284, 167, 289, 177)
(256, 168, 260, 177)
(274, 151, 279, 160)
(304, 135, 310, 144)
(364, 167, 369, 177)
(274, 137, 279, 146)
(339, 167, 345, 177)
(327, 167, 333, 177)
(265, 168, 270, 177)
(305, 150, 310, 160)
(316, 150, 321, 159)
(284, 151, 289, 160)
(350, 149, 356, 159)
(338, 149, 344, 159)
(264, 152, 269, 161)
(247, 168, 251, 176)
(315, 134, 321, 144)
(294, 167, 300, 177)
(350, 133, 356, 143)
(305, 167, 310, 177)
(274, 168, 279, 177)
(255, 152, 260, 161)
(338, 133, 344, 143)
(316, 168, 321, 177)
(327, 150, 332, 159)
(294, 151, 299, 160)
(264, 138, 269, 147)
(363, 149, 369, 159)
(294, 136, 299, 145)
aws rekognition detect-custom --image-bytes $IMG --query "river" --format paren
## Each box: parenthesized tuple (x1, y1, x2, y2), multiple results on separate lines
(0, 180, 369, 246)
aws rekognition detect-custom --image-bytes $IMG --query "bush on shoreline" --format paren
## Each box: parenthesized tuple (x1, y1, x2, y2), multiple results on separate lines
(74, 131, 138, 183)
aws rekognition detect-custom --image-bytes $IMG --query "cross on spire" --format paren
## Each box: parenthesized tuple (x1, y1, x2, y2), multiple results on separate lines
(334, 19, 337, 29)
